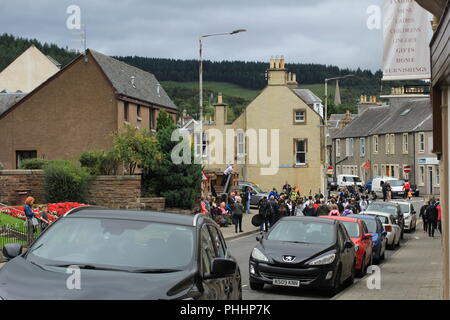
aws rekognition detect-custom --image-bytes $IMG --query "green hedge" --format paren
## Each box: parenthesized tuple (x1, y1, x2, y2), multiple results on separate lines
(19, 158, 50, 169)
(44, 160, 93, 203)
(79, 150, 119, 175)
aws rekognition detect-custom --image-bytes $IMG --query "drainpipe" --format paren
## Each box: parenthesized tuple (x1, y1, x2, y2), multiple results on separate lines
(413, 132, 416, 186)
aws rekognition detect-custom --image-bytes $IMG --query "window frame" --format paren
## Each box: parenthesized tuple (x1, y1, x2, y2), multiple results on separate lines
(418, 132, 425, 153)
(360, 138, 366, 157)
(293, 109, 307, 125)
(385, 134, 390, 155)
(390, 134, 395, 154)
(124, 102, 130, 122)
(373, 135, 379, 154)
(336, 139, 341, 157)
(15, 150, 38, 169)
(419, 165, 425, 186)
(294, 138, 308, 167)
(402, 133, 409, 154)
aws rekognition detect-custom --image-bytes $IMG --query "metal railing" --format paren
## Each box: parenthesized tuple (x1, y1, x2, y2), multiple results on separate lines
(0, 221, 42, 249)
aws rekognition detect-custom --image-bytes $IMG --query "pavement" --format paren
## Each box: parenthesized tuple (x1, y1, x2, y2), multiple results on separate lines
(221, 209, 260, 240)
(334, 221, 442, 300)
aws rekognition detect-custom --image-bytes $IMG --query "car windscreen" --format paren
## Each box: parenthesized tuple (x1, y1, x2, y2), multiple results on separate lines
(251, 184, 265, 193)
(267, 220, 335, 245)
(373, 215, 389, 224)
(341, 221, 360, 238)
(367, 203, 398, 216)
(345, 176, 361, 183)
(389, 180, 405, 187)
(360, 219, 377, 233)
(398, 203, 410, 213)
(27, 217, 195, 270)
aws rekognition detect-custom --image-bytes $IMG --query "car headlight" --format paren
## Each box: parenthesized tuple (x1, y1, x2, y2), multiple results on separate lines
(307, 253, 336, 266)
(251, 248, 269, 262)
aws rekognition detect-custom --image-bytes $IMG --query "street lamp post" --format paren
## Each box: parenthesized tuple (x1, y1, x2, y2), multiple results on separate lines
(323, 74, 355, 197)
(199, 29, 246, 124)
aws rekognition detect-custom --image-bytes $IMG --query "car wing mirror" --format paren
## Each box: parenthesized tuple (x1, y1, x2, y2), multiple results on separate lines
(2, 243, 23, 260)
(344, 240, 353, 249)
(363, 233, 372, 240)
(382, 231, 388, 236)
(207, 258, 237, 279)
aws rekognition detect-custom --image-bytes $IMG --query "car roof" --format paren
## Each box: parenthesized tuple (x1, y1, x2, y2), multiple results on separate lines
(65, 208, 210, 227)
(347, 214, 376, 220)
(364, 211, 393, 218)
(368, 201, 399, 207)
(320, 216, 360, 223)
(280, 216, 337, 225)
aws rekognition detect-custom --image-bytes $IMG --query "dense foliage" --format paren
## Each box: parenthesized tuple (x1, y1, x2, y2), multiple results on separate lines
(0, 33, 78, 72)
(43, 160, 92, 203)
(79, 150, 120, 175)
(143, 110, 202, 210)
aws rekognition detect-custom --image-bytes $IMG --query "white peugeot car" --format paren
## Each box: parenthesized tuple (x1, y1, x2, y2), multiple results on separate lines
(391, 201, 417, 232)
(364, 212, 401, 250)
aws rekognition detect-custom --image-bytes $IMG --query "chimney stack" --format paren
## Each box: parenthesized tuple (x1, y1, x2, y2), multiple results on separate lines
(213, 92, 227, 126)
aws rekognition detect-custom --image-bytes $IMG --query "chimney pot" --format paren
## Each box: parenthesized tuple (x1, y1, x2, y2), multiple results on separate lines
(218, 93, 223, 104)
(293, 73, 296, 82)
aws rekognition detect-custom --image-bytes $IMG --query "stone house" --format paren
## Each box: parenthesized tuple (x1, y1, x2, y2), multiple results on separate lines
(332, 98, 439, 196)
(198, 57, 325, 194)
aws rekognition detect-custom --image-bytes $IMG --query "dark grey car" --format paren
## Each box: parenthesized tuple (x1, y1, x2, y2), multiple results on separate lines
(0, 207, 242, 300)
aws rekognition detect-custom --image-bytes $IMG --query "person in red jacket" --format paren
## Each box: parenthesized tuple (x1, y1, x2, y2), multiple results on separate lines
(402, 180, 411, 200)
(199, 197, 208, 215)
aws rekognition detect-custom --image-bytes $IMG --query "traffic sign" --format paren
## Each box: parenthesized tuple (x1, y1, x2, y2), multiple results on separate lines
(404, 165, 412, 174)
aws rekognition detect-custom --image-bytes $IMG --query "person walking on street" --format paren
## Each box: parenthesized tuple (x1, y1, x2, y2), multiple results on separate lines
(381, 181, 387, 202)
(267, 196, 280, 226)
(232, 197, 244, 233)
(426, 200, 438, 237)
(419, 200, 429, 233)
(243, 187, 252, 214)
(402, 180, 411, 200)
(359, 196, 369, 212)
(328, 204, 340, 216)
(258, 197, 270, 233)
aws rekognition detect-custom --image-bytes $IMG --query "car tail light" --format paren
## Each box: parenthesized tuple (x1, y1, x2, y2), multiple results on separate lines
(384, 225, 392, 232)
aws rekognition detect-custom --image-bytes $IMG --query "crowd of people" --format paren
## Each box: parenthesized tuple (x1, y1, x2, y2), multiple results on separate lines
(199, 180, 442, 238)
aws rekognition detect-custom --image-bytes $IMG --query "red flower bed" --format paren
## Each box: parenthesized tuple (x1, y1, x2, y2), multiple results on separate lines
(0, 202, 88, 223)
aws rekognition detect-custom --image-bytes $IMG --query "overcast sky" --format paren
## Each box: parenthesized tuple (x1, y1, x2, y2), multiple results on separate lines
(0, 0, 386, 71)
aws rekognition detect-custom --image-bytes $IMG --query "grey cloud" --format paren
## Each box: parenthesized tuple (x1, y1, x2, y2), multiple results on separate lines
(0, 0, 384, 71)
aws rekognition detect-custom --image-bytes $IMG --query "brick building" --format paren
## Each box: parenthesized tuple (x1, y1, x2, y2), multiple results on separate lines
(0, 49, 177, 169)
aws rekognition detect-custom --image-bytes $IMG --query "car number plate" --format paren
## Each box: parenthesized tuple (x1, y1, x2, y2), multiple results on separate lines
(272, 279, 300, 287)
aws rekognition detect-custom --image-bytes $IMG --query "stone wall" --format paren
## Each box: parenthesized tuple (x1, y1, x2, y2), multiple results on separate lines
(0, 170, 45, 205)
(87, 175, 141, 209)
(0, 170, 165, 211)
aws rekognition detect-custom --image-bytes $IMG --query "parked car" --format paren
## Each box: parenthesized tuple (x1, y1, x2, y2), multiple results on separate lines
(336, 175, 364, 191)
(327, 176, 338, 191)
(366, 201, 404, 239)
(371, 177, 406, 199)
(321, 216, 373, 276)
(249, 216, 356, 296)
(364, 212, 402, 249)
(0, 207, 242, 300)
(391, 201, 417, 232)
(347, 214, 387, 263)
(238, 182, 269, 207)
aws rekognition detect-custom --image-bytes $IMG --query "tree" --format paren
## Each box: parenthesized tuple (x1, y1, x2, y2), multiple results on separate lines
(144, 110, 202, 209)
(111, 124, 161, 175)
